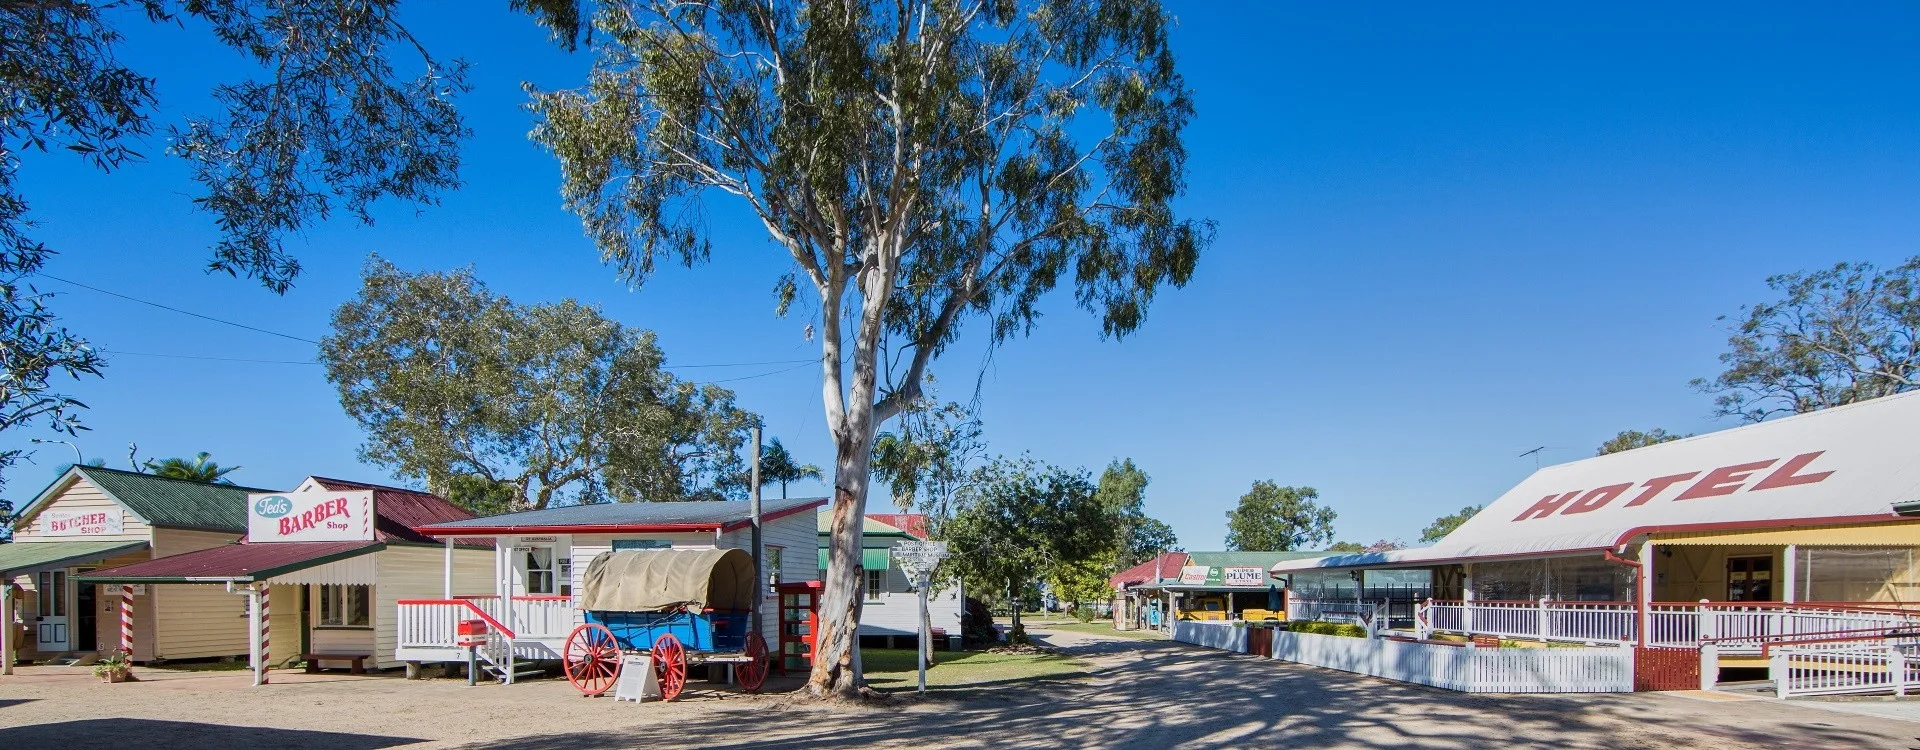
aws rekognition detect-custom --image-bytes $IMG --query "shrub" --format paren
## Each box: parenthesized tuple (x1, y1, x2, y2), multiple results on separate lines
(961, 596, 1000, 645)
(1072, 606, 1097, 624)
(1286, 620, 1367, 638)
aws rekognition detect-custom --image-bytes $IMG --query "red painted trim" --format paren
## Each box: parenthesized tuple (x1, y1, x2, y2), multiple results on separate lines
(1756, 628, 1920, 656)
(1602, 548, 1647, 648)
(396, 598, 517, 639)
(1611, 513, 1909, 549)
(718, 500, 830, 532)
(415, 522, 723, 536)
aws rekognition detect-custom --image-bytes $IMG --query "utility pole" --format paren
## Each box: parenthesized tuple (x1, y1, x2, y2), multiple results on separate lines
(749, 426, 764, 637)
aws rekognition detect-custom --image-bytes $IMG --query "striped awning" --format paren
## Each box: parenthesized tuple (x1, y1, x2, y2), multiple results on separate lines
(818, 548, 891, 570)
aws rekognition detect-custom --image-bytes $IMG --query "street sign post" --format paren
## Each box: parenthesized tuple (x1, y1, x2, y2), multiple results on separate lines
(890, 541, 950, 693)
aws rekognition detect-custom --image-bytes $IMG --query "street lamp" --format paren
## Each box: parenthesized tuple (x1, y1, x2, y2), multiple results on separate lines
(29, 438, 83, 465)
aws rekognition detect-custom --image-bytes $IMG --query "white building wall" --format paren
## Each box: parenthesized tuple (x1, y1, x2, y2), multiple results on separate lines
(816, 533, 964, 638)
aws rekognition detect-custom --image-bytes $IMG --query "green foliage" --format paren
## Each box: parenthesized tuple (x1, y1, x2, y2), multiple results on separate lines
(760, 437, 822, 500)
(1096, 459, 1179, 568)
(142, 453, 241, 484)
(0, 0, 468, 496)
(1419, 505, 1483, 544)
(1327, 541, 1365, 553)
(1224, 482, 1335, 552)
(1287, 620, 1367, 638)
(1694, 257, 1920, 422)
(1048, 559, 1114, 611)
(443, 474, 520, 517)
(0, 498, 13, 543)
(872, 400, 985, 517)
(1072, 606, 1097, 624)
(1596, 429, 1686, 456)
(320, 258, 756, 509)
(944, 457, 1120, 631)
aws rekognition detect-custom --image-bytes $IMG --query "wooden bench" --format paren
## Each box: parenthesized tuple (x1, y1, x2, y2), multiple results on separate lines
(302, 653, 371, 674)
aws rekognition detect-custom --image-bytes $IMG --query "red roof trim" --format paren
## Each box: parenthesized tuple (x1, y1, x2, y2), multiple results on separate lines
(718, 499, 830, 532)
(1611, 513, 1907, 550)
(416, 522, 723, 536)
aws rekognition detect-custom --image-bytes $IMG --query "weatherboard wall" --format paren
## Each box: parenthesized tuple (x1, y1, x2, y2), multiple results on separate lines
(148, 528, 250, 660)
(15, 474, 154, 543)
(372, 544, 494, 670)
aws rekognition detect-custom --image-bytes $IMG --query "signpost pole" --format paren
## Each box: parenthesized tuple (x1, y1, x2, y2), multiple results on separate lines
(1, 582, 13, 676)
(917, 573, 930, 693)
(890, 541, 949, 694)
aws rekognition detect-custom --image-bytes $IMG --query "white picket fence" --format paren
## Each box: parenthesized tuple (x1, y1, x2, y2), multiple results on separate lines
(1174, 621, 1633, 693)
(1416, 599, 1920, 652)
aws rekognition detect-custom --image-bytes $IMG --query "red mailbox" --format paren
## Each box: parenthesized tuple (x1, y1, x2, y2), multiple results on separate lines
(456, 619, 488, 648)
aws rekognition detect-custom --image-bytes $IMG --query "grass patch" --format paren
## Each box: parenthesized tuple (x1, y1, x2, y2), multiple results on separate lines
(862, 648, 1089, 691)
(1036, 621, 1165, 640)
(146, 658, 252, 672)
(1287, 620, 1368, 638)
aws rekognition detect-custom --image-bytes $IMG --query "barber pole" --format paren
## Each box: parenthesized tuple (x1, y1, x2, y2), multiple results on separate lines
(119, 585, 134, 657)
(260, 585, 271, 684)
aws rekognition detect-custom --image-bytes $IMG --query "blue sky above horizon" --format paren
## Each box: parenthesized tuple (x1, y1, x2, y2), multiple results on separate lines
(7, 3, 1919, 550)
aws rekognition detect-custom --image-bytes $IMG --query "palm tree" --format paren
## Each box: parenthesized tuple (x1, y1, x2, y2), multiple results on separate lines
(143, 452, 242, 484)
(760, 438, 822, 500)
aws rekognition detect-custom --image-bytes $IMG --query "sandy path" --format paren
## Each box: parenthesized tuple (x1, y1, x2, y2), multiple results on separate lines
(4, 630, 1917, 749)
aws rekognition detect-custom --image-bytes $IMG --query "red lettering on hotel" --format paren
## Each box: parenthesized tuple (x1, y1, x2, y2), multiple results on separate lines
(1510, 451, 1836, 522)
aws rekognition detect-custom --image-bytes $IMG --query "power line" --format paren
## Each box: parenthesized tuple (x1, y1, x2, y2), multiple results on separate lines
(670, 358, 814, 369)
(704, 361, 816, 383)
(33, 272, 321, 344)
(101, 349, 319, 365)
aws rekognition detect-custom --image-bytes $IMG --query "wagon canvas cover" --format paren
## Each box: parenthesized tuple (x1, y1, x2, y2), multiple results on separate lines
(580, 548, 756, 612)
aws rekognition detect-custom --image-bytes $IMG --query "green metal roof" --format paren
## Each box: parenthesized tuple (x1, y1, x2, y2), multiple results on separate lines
(54, 467, 268, 532)
(816, 512, 912, 537)
(0, 540, 149, 576)
(817, 547, 892, 570)
(1184, 550, 1330, 569)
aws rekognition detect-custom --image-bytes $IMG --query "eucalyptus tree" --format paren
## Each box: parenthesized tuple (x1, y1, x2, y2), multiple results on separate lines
(1694, 257, 1920, 421)
(1596, 428, 1686, 456)
(1224, 482, 1335, 552)
(527, 0, 1209, 697)
(321, 258, 756, 509)
(2, 0, 469, 491)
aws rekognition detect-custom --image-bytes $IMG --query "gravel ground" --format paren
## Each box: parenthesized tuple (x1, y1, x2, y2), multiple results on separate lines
(4, 631, 1918, 749)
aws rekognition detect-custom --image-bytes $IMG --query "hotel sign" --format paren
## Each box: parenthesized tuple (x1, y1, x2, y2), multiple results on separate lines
(249, 489, 375, 543)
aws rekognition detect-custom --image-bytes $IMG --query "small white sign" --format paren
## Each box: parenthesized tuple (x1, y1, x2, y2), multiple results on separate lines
(248, 490, 376, 543)
(1223, 567, 1267, 587)
(1179, 565, 1210, 585)
(41, 509, 123, 536)
(613, 655, 661, 703)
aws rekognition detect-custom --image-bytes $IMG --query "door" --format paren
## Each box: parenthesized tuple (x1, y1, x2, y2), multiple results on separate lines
(35, 570, 69, 652)
(73, 570, 97, 652)
(1727, 556, 1774, 602)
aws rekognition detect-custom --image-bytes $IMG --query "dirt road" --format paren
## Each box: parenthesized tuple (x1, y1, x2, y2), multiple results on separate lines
(3, 629, 1916, 749)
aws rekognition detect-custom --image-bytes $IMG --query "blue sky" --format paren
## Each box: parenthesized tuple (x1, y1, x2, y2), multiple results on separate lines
(7, 3, 1919, 550)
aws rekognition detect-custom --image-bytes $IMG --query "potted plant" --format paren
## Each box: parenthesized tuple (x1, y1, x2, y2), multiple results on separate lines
(92, 649, 135, 683)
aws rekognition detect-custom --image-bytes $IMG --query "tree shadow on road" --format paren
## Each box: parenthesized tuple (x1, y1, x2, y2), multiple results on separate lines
(0, 719, 426, 750)
(471, 637, 1902, 749)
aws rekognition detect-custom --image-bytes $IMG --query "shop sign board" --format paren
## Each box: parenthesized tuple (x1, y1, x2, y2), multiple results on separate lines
(41, 509, 123, 536)
(1178, 566, 1210, 585)
(249, 489, 375, 543)
(1223, 567, 1267, 587)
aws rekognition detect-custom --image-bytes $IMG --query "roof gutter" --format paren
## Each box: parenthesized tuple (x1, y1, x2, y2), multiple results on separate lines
(719, 499, 828, 531)
(1608, 512, 1905, 550)
(415, 523, 725, 536)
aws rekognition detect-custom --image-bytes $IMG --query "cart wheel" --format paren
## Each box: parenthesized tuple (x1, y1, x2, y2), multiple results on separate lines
(563, 623, 622, 697)
(737, 631, 769, 692)
(652, 633, 687, 701)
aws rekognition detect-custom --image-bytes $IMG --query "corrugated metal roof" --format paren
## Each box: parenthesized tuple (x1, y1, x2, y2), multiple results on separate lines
(1185, 551, 1328, 569)
(306, 476, 476, 543)
(817, 512, 911, 536)
(77, 541, 384, 583)
(1110, 551, 1191, 589)
(421, 496, 828, 532)
(1274, 389, 1920, 574)
(863, 513, 929, 539)
(63, 467, 272, 531)
(0, 540, 149, 575)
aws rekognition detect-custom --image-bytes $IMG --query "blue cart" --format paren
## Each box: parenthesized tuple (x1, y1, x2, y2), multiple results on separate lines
(562, 548, 769, 699)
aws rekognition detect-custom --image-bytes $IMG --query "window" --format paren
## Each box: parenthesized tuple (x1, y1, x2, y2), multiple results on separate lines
(613, 539, 672, 551)
(318, 585, 370, 627)
(865, 569, 886, 601)
(1800, 547, 1920, 603)
(767, 546, 784, 590)
(1726, 556, 1773, 602)
(524, 547, 557, 595)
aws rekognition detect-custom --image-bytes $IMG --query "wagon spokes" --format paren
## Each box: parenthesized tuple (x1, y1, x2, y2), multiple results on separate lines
(738, 631, 769, 692)
(653, 633, 687, 701)
(563, 623, 623, 697)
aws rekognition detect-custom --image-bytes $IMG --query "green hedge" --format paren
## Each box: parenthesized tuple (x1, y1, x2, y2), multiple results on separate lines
(1286, 620, 1368, 638)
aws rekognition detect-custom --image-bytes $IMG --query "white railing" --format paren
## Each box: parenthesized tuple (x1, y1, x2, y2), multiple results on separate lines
(396, 600, 481, 649)
(457, 596, 575, 639)
(1412, 599, 1920, 650)
(1772, 645, 1919, 698)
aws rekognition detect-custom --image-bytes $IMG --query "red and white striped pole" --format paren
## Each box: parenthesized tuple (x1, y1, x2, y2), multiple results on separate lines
(259, 585, 271, 684)
(119, 584, 134, 658)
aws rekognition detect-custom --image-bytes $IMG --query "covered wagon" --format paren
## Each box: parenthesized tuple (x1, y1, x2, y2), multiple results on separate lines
(563, 548, 770, 699)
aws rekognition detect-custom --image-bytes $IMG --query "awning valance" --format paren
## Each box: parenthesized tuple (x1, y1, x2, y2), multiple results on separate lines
(0, 540, 147, 576)
(818, 548, 891, 570)
(78, 541, 384, 583)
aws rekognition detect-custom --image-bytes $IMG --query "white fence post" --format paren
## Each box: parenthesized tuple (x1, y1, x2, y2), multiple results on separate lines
(1537, 597, 1550, 642)
(1893, 646, 1908, 697)
(1696, 599, 1712, 646)
(1772, 652, 1789, 699)
(1699, 642, 1719, 691)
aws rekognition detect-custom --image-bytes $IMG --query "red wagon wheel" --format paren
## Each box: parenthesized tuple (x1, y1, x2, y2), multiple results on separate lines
(563, 623, 622, 697)
(737, 631, 770, 692)
(652, 633, 687, 701)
